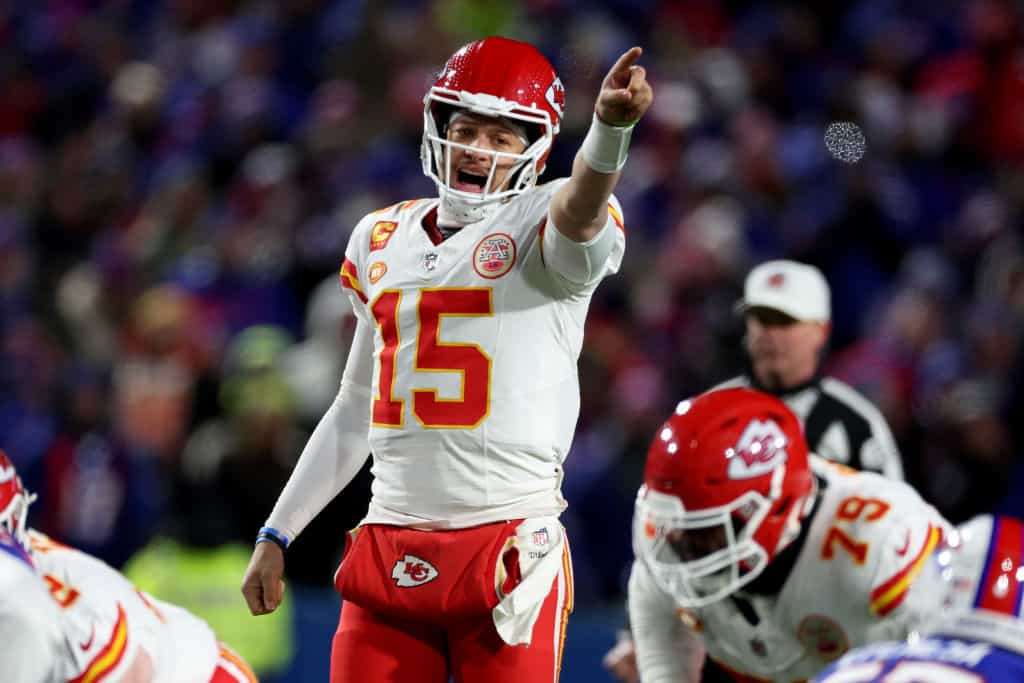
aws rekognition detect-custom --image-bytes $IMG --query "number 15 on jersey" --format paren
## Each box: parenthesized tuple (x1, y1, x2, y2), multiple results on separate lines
(371, 287, 493, 430)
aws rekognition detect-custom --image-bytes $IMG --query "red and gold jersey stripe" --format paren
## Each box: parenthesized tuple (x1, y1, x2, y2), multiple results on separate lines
(607, 202, 625, 234)
(870, 524, 942, 617)
(339, 258, 367, 304)
(210, 642, 259, 683)
(70, 604, 129, 683)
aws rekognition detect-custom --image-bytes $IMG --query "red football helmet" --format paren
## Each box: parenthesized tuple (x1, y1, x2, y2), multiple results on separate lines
(915, 514, 1024, 654)
(421, 36, 564, 223)
(634, 388, 816, 607)
(0, 450, 35, 547)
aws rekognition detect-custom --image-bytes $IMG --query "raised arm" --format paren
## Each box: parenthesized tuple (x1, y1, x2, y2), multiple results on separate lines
(549, 46, 653, 242)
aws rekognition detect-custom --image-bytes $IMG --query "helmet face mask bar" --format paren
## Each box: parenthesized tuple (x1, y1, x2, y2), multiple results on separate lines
(0, 451, 36, 549)
(635, 485, 772, 608)
(421, 38, 563, 224)
(421, 102, 552, 218)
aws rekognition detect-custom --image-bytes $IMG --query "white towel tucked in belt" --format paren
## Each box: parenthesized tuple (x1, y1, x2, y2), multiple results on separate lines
(492, 516, 569, 646)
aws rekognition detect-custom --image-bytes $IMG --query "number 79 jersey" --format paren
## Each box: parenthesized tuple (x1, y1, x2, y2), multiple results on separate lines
(339, 179, 625, 528)
(636, 457, 951, 683)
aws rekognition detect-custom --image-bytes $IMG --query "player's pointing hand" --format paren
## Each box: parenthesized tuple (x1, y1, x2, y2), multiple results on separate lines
(595, 47, 653, 127)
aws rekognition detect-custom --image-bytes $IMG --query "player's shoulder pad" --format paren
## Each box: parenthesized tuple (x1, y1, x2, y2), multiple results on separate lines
(351, 198, 432, 252)
(0, 528, 33, 569)
(28, 529, 74, 555)
(813, 458, 947, 618)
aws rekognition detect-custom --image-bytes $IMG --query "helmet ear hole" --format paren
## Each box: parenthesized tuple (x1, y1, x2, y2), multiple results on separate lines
(433, 103, 457, 137)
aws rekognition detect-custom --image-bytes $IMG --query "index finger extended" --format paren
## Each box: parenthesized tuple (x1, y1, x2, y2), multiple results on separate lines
(608, 46, 643, 80)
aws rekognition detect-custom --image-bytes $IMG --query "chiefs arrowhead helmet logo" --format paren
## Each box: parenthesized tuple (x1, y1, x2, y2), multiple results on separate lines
(728, 419, 789, 480)
(545, 77, 565, 120)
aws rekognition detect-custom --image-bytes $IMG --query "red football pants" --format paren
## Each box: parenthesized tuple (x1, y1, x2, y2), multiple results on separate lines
(330, 521, 573, 683)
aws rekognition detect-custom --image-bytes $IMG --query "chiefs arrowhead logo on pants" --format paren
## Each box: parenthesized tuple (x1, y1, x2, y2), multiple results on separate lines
(391, 554, 440, 587)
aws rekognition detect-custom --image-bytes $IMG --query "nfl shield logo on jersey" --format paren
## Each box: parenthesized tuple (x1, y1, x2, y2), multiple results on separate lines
(532, 528, 549, 547)
(423, 252, 438, 272)
(391, 554, 439, 587)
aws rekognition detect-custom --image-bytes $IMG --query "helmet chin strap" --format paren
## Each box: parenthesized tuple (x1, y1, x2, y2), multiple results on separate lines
(437, 190, 501, 226)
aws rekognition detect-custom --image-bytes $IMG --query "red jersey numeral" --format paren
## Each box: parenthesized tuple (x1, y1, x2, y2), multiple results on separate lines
(370, 287, 493, 428)
(371, 290, 405, 426)
(43, 574, 81, 608)
(821, 495, 891, 565)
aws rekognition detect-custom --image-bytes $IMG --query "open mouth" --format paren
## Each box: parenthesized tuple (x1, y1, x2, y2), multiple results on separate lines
(453, 169, 489, 193)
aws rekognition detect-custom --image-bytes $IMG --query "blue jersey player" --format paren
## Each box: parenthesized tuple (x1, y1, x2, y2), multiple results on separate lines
(813, 514, 1024, 682)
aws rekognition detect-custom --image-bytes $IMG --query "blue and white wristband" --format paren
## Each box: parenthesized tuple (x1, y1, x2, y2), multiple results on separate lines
(256, 526, 290, 552)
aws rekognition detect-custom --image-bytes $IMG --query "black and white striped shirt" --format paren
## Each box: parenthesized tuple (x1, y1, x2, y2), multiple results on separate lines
(713, 375, 904, 480)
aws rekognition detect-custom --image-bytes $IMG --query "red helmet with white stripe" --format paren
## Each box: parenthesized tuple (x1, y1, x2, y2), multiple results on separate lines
(0, 450, 35, 547)
(421, 36, 564, 223)
(634, 388, 816, 607)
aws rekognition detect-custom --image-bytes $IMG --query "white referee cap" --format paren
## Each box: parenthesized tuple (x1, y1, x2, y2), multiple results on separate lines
(736, 260, 831, 323)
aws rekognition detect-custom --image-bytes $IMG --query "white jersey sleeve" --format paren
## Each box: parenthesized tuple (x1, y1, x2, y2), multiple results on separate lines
(264, 316, 374, 541)
(0, 541, 62, 683)
(541, 180, 626, 290)
(628, 559, 704, 683)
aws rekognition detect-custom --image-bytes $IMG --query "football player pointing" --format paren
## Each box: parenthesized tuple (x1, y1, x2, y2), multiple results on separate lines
(241, 36, 652, 682)
(629, 389, 950, 682)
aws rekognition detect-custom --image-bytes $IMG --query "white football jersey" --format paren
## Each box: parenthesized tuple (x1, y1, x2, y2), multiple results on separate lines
(340, 179, 625, 527)
(0, 533, 63, 683)
(629, 457, 951, 683)
(30, 531, 221, 683)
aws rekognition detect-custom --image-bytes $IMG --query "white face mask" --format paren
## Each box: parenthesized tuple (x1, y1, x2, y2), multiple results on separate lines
(420, 90, 555, 225)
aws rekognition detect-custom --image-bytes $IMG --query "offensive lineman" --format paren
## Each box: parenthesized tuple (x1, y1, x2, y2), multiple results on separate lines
(629, 388, 950, 682)
(241, 35, 653, 682)
(0, 526, 64, 683)
(0, 450, 256, 682)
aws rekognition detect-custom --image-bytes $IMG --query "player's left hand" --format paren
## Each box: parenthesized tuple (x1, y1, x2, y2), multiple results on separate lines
(595, 47, 653, 127)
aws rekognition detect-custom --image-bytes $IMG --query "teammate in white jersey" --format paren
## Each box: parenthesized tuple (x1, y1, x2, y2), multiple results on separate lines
(241, 35, 652, 682)
(0, 526, 64, 683)
(628, 388, 950, 683)
(0, 451, 257, 682)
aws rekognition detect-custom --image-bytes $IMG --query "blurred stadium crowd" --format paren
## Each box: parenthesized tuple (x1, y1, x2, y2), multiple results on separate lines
(2, 0, 1024, 679)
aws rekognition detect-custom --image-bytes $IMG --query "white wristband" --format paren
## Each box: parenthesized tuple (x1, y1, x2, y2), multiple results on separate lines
(581, 113, 635, 173)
